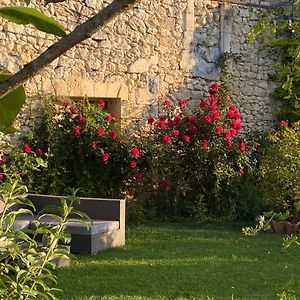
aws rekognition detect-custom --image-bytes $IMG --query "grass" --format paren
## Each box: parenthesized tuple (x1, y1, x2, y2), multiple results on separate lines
(55, 222, 300, 300)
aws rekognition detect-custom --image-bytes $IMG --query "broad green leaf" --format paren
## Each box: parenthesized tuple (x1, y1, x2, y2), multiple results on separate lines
(0, 7, 66, 37)
(0, 74, 26, 133)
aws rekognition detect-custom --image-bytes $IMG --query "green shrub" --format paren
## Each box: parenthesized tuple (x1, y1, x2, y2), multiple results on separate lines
(258, 121, 300, 218)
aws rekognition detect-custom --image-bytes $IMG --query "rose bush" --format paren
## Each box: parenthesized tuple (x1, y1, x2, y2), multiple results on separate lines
(127, 83, 258, 219)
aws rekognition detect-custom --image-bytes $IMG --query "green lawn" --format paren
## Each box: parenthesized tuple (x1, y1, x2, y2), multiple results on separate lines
(55, 222, 300, 300)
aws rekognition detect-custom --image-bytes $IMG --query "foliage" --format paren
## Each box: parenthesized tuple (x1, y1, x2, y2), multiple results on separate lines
(248, 1, 300, 121)
(24, 98, 131, 198)
(258, 121, 300, 218)
(0, 178, 86, 299)
(127, 83, 258, 220)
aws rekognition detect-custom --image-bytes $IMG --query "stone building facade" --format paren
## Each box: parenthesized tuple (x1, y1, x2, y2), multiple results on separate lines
(0, 0, 281, 142)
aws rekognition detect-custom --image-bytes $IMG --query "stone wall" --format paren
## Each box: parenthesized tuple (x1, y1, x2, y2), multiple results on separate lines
(0, 0, 281, 143)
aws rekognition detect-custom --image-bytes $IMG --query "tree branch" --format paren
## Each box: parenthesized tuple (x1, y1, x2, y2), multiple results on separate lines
(0, 0, 138, 98)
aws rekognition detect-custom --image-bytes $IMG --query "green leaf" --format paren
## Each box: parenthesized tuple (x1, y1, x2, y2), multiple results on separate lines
(0, 74, 26, 133)
(0, 7, 66, 37)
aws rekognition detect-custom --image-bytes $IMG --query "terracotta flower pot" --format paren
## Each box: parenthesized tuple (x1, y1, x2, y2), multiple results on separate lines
(286, 222, 299, 235)
(270, 220, 287, 234)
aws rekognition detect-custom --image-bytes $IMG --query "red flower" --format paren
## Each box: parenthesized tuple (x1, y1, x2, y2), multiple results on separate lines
(24, 144, 31, 154)
(235, 122, 242, 131)
(70, 108, 79, 115)
(168, 120, 174, 128)
(162, 179, 170, 189)
(158, 120, 166, 129)
(0, 173, 3, 181)
(97, 128, 105, 136)
(72, 126, 80, 136)
(100, 153, 110, 162)
(178, 98, 188, 107)
(36, 148, 43, 157)
(209, 95, 217, 105)
(129, 161, 137, 168)
(280, 120, 289, 127)
(109, 130, 118, 140)
(235, 112, 241, 120)
(187, 117, 198, 126)
(201, 139, 209, 150)
(97, 99, 106, 108)
(134, 173, 143, 181)
(227, 111, 235, 118)
(182, 135, 190, 143)
(229, 105, 237, 111)
(204, 115, 212, 123)
(63, 100, 69, 108)
(131, 147, 140, 156)
(172, 129, 179, 136)
(216, 125, 223, 134)
(77, 116, 86, 124)
(224, 130, 231, 139)
(226, 140, 233, 148)
(211, 111, 220, 121)
(239, 142, 246, 151)
(173, 115, 182, 124)
(200, 101, 208, 110)
(230, 129, 237, 137)
(210, 82, 220, 91)
(0, 157, 7, 164)
(164, 99, 171, 107)
(90, 142, 97, 149)
(163, 135, 172, 144)
(189, 126, 198, 135)
(210, 104, 218, 112)
(239, 169, 245, 176)
(106, 114, 114, 122)
(159, 116, 167, 121)
(148, 117, 155, 125)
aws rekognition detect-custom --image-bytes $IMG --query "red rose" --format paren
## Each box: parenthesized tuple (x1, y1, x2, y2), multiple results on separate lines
(164, 99, 171, 107)
(131, 147, 140, 156)
(101, 153, 110, 162)
(109, 130, 118, 140)
(235, 112, 241, 120)
(187, 117, 198, 126)
(229, 105, 237, 111)
(200, 101, 208, 109)
(158, 120, 166, 129)
(0, 157, 7, 164)
(148, 117, 155, 125)
(182, 135, 190, 143)
(239, 169, 245, 176)
(163, 135, 172, 144)
(226, 140, 233, 148)
(97, 128, 105, 136)
(97, 99, 106, 108)
(162, 179, 170, 189)
(210, 82, 220, 91)
(24, 144, 31, 154)
(204, 115, 212, 123)
(216, 125, 223, 134)
(134, 173, 143, 181)
(201, 139, 209, 150)
(36, 148, 43, 157)
(106, 114, 114, 122)
(129, 161, 137, 168)
(70, 108, 79, 115)
(209, 95, 217, 105)
(174, 115, 182, 124)
(224, 130, 231, 139)
(235, 122, 242, 131)
(211, 111, 220, 121)
(77, 116, 86, 124)
(0, 173, 3, 181)
(172, 129, 179, 136)
(210, 104, 217, 112)
(227, 111, 235, 118)
(239, 142, 246, 151)
(73, 126, 80, 136)
(280, 120, 289, 127)
(230, 129, 237, 137)
(178, 98, 188, 107)
(90, 142, 97, 149)
(189, 126, 198, 135)
(63, 100, 69, 108)
(159, 116, 167, 121)
(168, 120, 174, 128)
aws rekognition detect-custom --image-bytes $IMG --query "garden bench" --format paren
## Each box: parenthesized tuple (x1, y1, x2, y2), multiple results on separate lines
(2, 194, 126, 255)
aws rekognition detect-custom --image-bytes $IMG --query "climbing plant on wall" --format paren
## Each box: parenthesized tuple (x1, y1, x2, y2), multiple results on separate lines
(248, 0, 300, 122)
